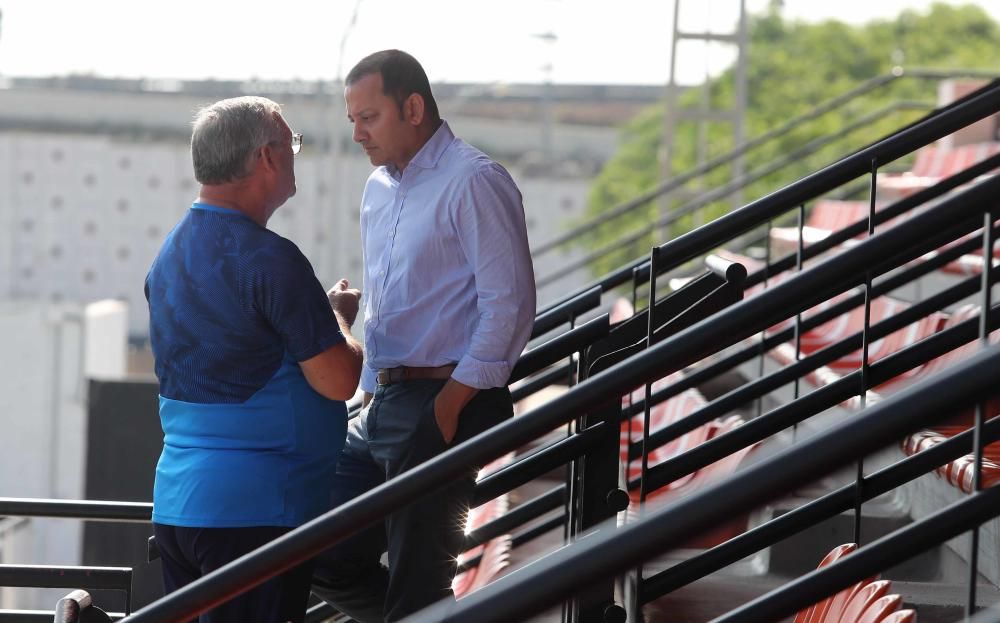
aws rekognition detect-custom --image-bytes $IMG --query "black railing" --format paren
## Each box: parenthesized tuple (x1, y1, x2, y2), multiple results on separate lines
(539, 78, 1000, 315)
(2, 258, 742, 622)
(407, 344, 1000, 623)
(52, 590, 114, 623)
(531, 68, 997, 261)
(536, 100, 932, 288)
(3, 73, 997, 622)
(630, 267, 1000, 471)
(642, 416, 1000, 601)
(114, 148, 1000, 621)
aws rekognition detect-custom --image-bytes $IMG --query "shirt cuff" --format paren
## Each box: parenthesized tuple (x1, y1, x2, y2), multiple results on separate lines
(360, 362, 378, 394)
(452, 355, 512, 390)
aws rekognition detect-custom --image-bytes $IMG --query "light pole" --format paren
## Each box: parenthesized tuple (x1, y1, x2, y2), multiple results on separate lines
(319, 0, 363, 287)
(532, 30, 557, 175)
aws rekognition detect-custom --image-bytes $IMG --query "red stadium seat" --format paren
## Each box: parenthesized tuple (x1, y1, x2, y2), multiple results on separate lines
(453, 454, 515, 598)
(792, 544, 859, 623)
(855, 594, 903, 623)
(880, 609, 917, 623)
(835, 580, 892, 623)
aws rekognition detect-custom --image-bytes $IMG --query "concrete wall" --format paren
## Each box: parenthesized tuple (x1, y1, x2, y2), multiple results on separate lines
(0, 130, 593, 335)
(0, 300, 128, 610)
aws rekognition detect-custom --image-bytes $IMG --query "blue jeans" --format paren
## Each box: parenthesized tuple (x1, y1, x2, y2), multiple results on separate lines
(311, 379, 513, 622)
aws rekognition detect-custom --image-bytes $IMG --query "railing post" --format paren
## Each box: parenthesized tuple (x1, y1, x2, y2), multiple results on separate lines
(572, 394, 630, 623)
(53, 589, 112, 623)
(793, 204, 806, 405)
(968, 207, 997, 617)
(561, 309, 580, 623)
(640, 246, 660, 504)
(571, 338, 631, 622)
(853, 157, 880, 543)
(631, 265, 641, 313)
(757, 219, 773, 419)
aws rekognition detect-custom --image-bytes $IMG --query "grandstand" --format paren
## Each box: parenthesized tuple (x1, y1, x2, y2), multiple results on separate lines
(2, 30, 1000, 623)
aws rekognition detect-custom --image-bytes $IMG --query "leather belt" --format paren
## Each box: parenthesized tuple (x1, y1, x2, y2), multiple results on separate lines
(377, 364, 456, 386)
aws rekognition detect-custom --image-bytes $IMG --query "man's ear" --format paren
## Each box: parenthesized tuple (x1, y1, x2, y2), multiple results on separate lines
(258, 144, 277, 173)
(403, 93, 425, 126)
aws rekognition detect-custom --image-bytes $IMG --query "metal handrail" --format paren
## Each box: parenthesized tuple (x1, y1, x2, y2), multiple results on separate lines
(742, 150, 1000, 290)
(642, 415, 1000, 601)
(631, 265, 999, 468)
(531, 68, 997, 258)
(538, 78, 1000, 314)
(406, 344, 1000, 622)
(117, 156, 1000, 623)
(536, 100, 932, 288)
(715, 483, 1000, 623)
(464, 486, 565, 550)
(0, 70, 992, 620)
(618, 212, 1000, 431)
(53, 590, 114, 623)
(0, 498, 151, 522)
(637, 295, 1000, 493)
(0, 564, 131, 591)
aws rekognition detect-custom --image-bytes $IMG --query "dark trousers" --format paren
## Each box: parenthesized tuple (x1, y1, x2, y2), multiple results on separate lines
(311, 379, 513, 622)
(154, 523, 313, 623)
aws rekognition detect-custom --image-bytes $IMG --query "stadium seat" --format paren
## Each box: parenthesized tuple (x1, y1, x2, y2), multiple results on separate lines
(769, 200, 901, 257)
(793, 543, 858, 623)
(453, 454, 515, 597)
(895, 305, 1000, 493)
(815, 576, 880, 623)
(879, 141, 1000, 200)
(855, 594, 903, 623)
(835, 580, 892, 623)
(612, 298, 757, 520)
(880, 609, 917, 623)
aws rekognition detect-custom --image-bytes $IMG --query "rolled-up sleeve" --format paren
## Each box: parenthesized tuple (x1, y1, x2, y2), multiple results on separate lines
(360, 360, 379, 394)
(452, 165, 536, 389)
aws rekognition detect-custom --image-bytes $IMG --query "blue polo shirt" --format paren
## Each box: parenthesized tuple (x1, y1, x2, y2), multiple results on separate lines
(145, 203, 347, 528)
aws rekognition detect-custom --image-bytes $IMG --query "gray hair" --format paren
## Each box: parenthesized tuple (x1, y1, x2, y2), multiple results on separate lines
(190, 96, 284, 185)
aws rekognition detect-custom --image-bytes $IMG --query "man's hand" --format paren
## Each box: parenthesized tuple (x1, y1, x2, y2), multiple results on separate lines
(433, 379, 478, 444)
(328, 279, 361, 329)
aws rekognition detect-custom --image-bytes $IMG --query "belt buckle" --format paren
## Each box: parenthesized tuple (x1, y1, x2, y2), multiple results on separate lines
(378, 367, 405, 385)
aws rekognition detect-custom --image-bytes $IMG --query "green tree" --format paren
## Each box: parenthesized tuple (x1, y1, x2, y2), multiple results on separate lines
(577, 2, 1000, 277)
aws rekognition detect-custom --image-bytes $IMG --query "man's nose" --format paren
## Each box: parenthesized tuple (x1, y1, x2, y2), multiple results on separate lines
(353, 125, 365, 143)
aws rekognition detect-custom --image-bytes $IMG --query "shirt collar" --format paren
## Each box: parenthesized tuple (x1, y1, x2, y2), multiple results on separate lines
(389, 120, 453, 178)
(191, 202, 245, 217)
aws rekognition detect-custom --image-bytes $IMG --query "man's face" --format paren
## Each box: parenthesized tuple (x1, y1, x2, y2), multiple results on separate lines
(272, 115, 297, 200)
(345, 72, 416, 170)
(262, 115, 297, 217)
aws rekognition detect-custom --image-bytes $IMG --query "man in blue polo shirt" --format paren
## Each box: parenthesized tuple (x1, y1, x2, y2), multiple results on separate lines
(145, 96, 363, 623)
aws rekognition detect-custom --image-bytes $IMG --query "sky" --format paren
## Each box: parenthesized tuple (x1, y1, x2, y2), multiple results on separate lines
(0, 0, 998, 85)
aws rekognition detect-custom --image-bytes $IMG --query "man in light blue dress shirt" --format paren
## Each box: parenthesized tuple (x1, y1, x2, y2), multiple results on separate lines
(311, 50, 536, 621)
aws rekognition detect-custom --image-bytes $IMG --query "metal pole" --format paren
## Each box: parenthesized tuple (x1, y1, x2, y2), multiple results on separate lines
(854, 158, 879, 543)
(792, 204, 805, 438)
(640, 246, 660, 503)
(968, 209, 997, 617)
(757, 220, 773, 419)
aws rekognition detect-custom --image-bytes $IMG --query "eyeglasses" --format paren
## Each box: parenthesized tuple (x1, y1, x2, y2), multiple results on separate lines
(266, 132, 303, 156)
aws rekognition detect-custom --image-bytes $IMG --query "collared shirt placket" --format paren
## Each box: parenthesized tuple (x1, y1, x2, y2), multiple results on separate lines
(370, 174, 409, 361)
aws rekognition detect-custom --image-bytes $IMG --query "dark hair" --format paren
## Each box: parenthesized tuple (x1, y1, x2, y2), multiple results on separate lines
(346, 49, 440, 123)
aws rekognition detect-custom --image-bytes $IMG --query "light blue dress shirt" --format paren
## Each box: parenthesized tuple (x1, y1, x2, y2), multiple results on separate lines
(359, 121, 536, 393)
